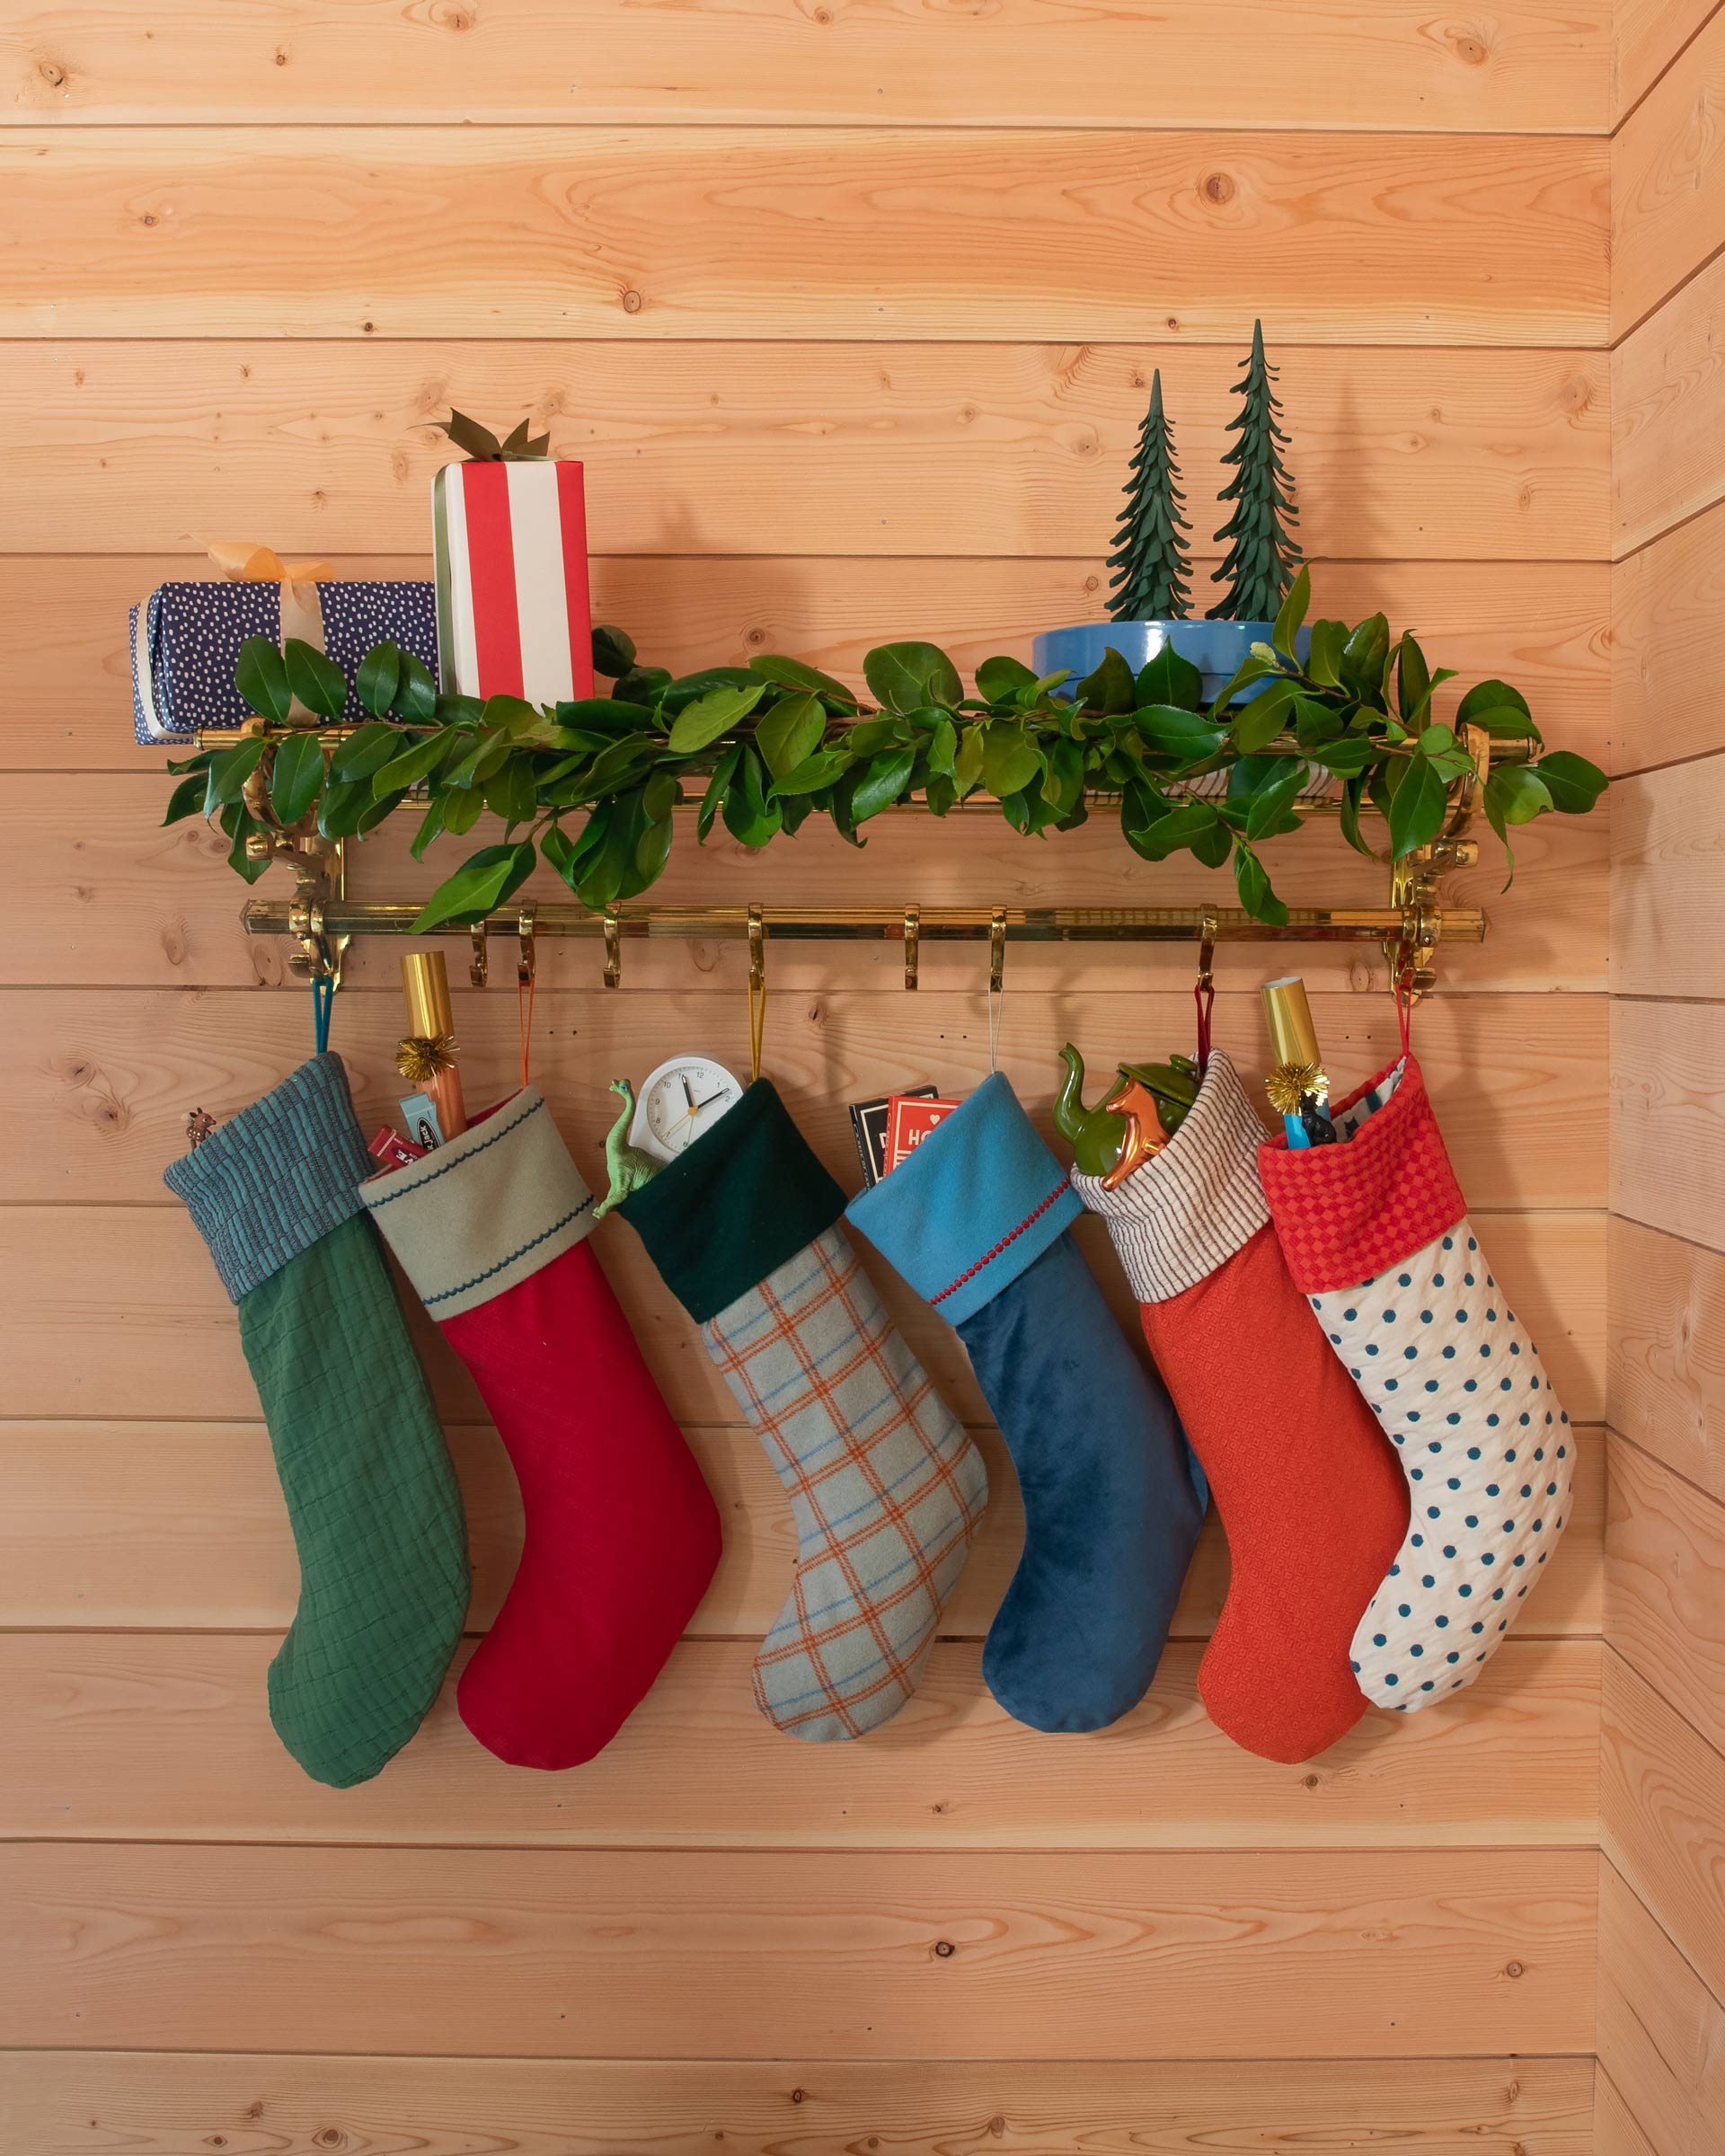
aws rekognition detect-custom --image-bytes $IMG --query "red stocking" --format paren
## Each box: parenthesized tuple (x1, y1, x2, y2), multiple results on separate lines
(363, 1091, 721, 1769)
(1069, 1050, 1408, 1762)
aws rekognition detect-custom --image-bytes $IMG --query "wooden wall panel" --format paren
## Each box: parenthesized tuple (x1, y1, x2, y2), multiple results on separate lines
(0, 1633, 1602, 1851)
(1612, 4, 1725, 337)
(1611, 997, 1725, 1242)
(1599, 1653, 1725, 2012)
(1614, 0, 1724, 122)
(3, 1, 1618, 2134)
(0, 553, 1613, 773)
(0, 1843, 1597, 2059)
(0, 986, 1609, 1209)
(0, 2051, 1600, 2156)
(0, 127, 1609, 343)
(0, 342, 1612, 560)
(1613, 249, 1725, 557)
(0, 1420, 1609, 1642)
(1606, 1434, 1725, 1757)
(1611, 759, 1725, 997)
(0, 1204, 1611, 1429)
(1605, 22, 1725, 2126)
(0, 773, 1614, 997)
(1597, 1862, 1725, 2156)
(1611, 503, 1725, 773)
(1606, 1216, 1725, 1507)
(0, 0, 1613, 131)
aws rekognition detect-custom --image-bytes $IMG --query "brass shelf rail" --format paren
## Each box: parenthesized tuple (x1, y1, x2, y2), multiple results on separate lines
(223, 722, 1499, 996)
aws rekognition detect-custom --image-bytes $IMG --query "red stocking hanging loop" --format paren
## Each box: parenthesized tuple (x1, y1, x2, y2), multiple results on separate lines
(1194, 912, 1216, 1075)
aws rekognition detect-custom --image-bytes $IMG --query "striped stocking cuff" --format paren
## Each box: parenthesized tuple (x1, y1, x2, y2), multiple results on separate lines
(1068, 1049, 1271, 1303)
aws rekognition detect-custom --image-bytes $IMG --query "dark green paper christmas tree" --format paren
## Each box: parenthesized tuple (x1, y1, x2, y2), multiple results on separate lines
(1209, 321, 1301, 622)
(1107, 370, 1192, 622)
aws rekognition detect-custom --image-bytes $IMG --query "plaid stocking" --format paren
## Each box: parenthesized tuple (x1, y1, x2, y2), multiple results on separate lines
(1070, 1050, 1408, 1762)
(362, 1091, 721, 1769)
(849, 1074, 1206, 1735)
(1260, 1053, 1575, 1711)
(164, 1055, 470, 1788)
(619, 1081, 986, 1743)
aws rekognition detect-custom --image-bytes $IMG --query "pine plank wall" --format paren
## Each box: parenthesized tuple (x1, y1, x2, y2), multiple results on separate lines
(0, 4, 1713, 2149)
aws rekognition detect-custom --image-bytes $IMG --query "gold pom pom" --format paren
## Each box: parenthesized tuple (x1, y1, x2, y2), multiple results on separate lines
(1266, 1059, 1328, 1117)
(397, 1032, 457, 1084)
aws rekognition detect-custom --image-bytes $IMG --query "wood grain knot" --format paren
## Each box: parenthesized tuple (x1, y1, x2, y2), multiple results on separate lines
(1451, 32, 1488, 66)
(1503, 1959, 1525, 1978)
(37, 58, 66, 86)
(790, 2088, 805, 2104)
(1201, 172, 1235, 206)
(622, 289, 644, 314)
(933, 1939, 956, 1957)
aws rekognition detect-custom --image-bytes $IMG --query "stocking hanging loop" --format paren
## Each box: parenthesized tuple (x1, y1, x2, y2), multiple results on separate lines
(987, 908, 1006, 1073)
(518, 904, 537, 1087)
(603, 904, 622, 991)
(747, 906, 767, 1083)
(1195, 909, 1217, 1076)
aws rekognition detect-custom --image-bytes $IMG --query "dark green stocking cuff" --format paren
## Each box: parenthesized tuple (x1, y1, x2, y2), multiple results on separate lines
(618, 1079, 845, 1324)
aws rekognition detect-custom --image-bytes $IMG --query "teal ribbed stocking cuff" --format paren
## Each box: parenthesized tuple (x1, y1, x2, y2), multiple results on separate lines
(165, 1054, 470, 1789)
(164, 1050, 372, 1303)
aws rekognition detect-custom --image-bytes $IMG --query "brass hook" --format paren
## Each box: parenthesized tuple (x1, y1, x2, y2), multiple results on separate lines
(1197, 908, 1216, 991)
(469, 925, 489, 989)
(747, 906, 766, 1083)
(518, 902, 537, 988)
(988, 907, 1006, 997)
(603, 904, 622, 990)
(904, 904, 921, 993)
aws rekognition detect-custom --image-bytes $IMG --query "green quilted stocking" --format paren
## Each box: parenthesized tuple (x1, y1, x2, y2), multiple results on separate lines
(165, 1053, 470, 1788)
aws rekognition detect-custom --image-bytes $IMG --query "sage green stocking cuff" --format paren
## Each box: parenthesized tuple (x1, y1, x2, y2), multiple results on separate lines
(618, 1079, 845, 1324)
(164, 1052, 371, 1303)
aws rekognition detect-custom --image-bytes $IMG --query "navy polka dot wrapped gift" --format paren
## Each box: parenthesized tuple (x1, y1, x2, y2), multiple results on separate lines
(130, 579, 438, 744)
(1257, 1053, 1574, 1713)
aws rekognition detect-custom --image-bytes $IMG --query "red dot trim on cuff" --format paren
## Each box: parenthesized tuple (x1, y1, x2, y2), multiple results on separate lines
(930, 1180, 1070, 1306)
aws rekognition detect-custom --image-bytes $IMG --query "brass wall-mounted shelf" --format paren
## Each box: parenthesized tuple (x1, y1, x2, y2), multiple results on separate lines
(226, 721, 1497, 998)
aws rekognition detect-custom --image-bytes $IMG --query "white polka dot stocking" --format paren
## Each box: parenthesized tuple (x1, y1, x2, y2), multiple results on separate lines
(1308, 1218, 1573, 1708)
(1258, 1052, 1574, 1715)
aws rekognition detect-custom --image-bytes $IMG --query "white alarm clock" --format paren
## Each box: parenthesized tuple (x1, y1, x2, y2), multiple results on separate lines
(629, 1055, 745, 1162)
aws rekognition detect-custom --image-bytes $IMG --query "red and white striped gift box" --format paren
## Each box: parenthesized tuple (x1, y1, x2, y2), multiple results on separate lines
(431, 459, 595, 707)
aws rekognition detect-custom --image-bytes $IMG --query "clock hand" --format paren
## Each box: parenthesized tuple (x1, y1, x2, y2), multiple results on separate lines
(681, 1074, 696, 1110)
(692, 1089, 731, 1112)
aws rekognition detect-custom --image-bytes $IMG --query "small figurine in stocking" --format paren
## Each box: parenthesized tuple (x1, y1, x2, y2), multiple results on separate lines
(361, 1089, 722, 1769)
(617, 1079, 988, 1743)
(165, 1054, 471, 1789)
(848, 1073, 1207, 1735)
(1257, 995, 1574, 1710)
(1064, 1041, 1409, 1762)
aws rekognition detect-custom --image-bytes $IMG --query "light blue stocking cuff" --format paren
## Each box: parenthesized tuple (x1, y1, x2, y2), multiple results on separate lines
(846, 1071, 1082, 1326)
(164, 1051, 371, 1304)
(361, 1089, 597, 1321)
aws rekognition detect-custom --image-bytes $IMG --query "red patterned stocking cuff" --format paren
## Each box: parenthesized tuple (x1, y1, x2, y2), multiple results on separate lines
(1257, 1055, 1465, 1294)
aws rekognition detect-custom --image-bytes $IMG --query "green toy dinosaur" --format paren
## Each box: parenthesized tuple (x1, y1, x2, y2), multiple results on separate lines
(1053, 1045, 1200, 1177)
(593, 1079, 662, 1220)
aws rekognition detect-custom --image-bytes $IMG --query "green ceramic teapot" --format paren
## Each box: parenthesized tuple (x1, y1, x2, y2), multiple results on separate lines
(1053, 1044, 1201, 1176)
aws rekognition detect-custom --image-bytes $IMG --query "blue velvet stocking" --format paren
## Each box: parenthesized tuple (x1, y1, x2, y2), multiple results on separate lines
(960, 1229, 1203, 1730)
(848, 1074, 1206, 1732)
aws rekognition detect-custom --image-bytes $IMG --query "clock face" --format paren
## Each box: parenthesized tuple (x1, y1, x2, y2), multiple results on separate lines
(630, 1055, 745, 1163)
